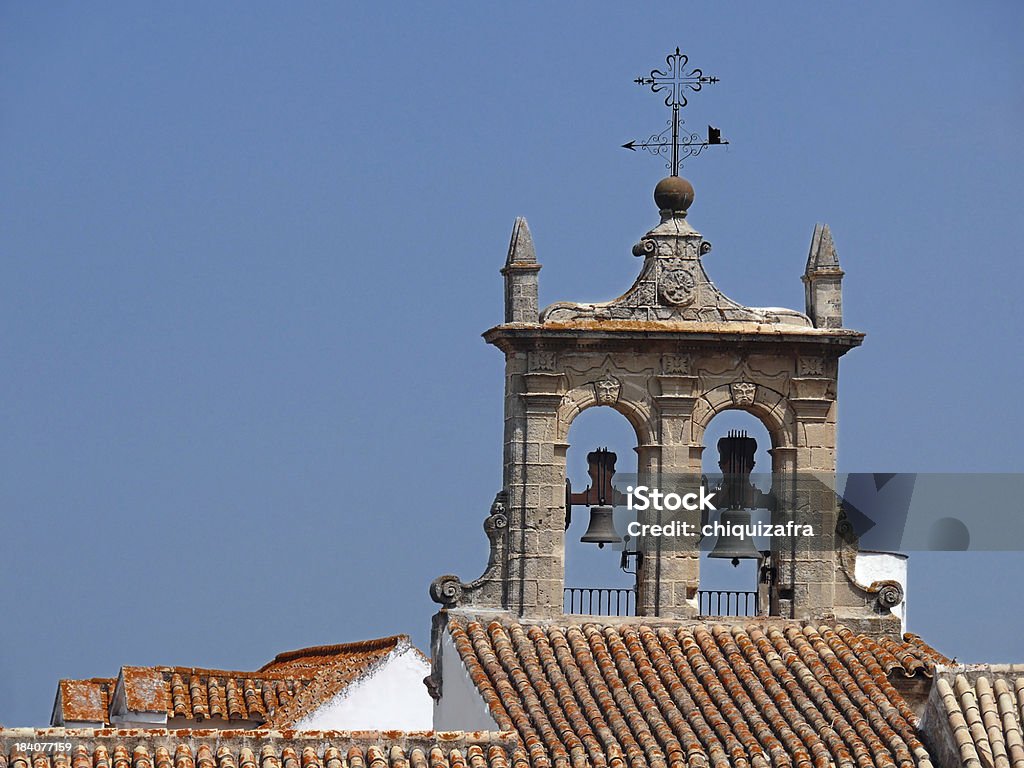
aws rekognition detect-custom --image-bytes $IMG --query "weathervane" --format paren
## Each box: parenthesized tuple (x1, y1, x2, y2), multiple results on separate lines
(623, 47, 728, 176)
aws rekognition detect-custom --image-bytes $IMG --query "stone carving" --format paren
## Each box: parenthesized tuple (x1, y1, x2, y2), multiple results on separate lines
(428, 574, 464, 608)
(662, 353, 691, 375)
(632, 237, 659, 258)
(483, 501, 508, 538)
(539, 207, 813, 326)
(875, 581, 904, 609)
(798, 356, 825, 377)
(594, 376, 621, 405)
(529, 351, 557, 372)
(730, 382, 757, 406)
(428, 492, 508, 609)
(658, 260, 697, 306)
(837, 535, 904, 611)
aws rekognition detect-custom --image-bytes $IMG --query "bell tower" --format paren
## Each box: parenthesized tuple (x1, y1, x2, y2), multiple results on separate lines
(430, 173, 905, 637)
(430, 46, 906, 639)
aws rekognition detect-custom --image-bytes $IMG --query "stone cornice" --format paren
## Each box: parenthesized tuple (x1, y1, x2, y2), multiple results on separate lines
(484, 323, 864, 355)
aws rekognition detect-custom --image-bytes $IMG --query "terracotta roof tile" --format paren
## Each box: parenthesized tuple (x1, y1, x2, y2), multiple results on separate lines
(54, 635, 413, 728)
(56, 667, 311, 726)
(259, 637, 409, 728)
(121, 669, 170, 714)
(57, 679, 115, 724)
(259, 637, 405, 673)
(0, 732, 517, 768)
(934, 667, 1024, 768)
(450, 618, 948, 768)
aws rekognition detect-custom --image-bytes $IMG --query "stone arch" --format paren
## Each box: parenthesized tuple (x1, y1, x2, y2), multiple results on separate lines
(691, 382, 796, 452)
(556, 383, 657, 448)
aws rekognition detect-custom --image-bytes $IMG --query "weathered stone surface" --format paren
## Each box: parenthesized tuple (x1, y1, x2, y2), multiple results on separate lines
(540, 208, 813, 327)
(431, 188, 897, 636)
(502, 217, 541, 324)
(804, 222, 844, 329)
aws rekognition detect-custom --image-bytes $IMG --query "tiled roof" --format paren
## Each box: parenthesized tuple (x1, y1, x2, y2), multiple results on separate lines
(161, 667, 310, 723)
(259, 637, 409, 728)
(54, 636, 411, 727)
(0, 729, 520, 768)
(259, 637, 404, 674)
(55, 666, 312, 725)
(450, 618, 951, 768)
(55, 679, 115, 724)
(933, 667, 1024, 768)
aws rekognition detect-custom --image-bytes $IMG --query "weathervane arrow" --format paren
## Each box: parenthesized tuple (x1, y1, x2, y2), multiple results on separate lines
(623, 47, 728, 176)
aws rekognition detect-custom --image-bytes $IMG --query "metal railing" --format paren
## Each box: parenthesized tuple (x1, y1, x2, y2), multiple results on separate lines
(698, 589, 759, 616)
(564, 587, 636, 616)
(562, 587, 758, 617)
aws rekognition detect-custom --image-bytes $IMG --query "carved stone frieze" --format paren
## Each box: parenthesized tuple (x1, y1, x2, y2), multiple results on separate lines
(561, 352, 653, 376)
(693, 354, 790, 400)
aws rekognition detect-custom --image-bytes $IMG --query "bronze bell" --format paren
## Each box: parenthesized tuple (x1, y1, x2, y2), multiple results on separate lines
(708, 508, 762, 566)
(580, 505, 621, 549)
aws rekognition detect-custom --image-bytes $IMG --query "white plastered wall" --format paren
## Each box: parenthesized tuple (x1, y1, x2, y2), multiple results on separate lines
(433, 627, 499, 732)
(855, 550, 908, 633)
(293, 645, 432, 730)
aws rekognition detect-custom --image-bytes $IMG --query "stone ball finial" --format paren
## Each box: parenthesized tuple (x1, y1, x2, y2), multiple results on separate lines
(654, 176, 694, 213)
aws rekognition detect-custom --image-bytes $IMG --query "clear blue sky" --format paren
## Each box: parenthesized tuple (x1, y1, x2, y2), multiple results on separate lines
(2, 3, 1022, 726)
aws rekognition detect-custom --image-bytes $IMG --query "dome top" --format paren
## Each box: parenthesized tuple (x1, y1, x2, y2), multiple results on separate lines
(654, 176, 694, 213)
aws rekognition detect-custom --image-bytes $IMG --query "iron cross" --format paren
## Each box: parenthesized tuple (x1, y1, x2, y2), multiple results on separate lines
(623, 47, 727, 176)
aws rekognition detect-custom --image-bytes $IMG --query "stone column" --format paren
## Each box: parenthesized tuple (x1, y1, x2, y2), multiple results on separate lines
(635, 369, 701, 618)
(503, 367, 567, 618)
(786, 385, 839, 621)
(768, 445, 798, 617)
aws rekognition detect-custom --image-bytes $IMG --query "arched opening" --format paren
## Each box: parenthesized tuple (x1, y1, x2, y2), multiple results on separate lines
(699, 408, 774, 616)
(563, 405, 637, 614)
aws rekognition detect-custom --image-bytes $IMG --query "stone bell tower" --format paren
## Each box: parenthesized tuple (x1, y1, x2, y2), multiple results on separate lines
(430, 174, 905, 636)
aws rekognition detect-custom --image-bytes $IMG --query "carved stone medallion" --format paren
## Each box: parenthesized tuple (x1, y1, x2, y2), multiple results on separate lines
(529, 351, 557, 372)
(658, 260, 697, 306)
(661, 353, 691, 375)
(798, 356, 825, 377)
